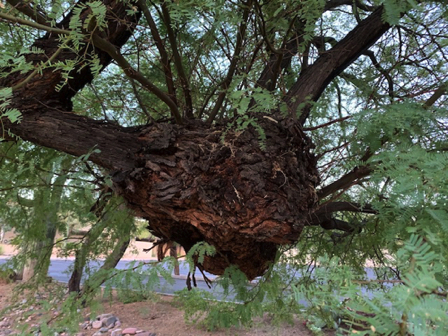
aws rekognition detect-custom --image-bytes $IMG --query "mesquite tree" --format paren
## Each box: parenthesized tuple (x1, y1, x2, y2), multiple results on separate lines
(0, 0, 447, 281)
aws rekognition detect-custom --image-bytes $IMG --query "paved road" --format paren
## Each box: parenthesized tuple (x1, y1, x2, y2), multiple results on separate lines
(0, 257, 393, 304)
(0, 257, 230, 298)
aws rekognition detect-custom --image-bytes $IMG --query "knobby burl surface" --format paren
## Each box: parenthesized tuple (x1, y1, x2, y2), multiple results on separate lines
(113, 115, 319, 279)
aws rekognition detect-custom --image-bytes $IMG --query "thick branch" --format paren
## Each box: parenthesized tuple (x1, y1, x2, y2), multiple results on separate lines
(284, 6, 392, 123)
(315, 201, 377, 215)
(0, 0, 141, 111)
(424, 82, 447, 108)
(317, 165, 372, 200)
(1, 0, 144, 170)
(3, 109, 141, 171)
(255, 1, 376, 97)
(307, 201, 377, 233)
(255, 20, 302, 92)
(324, 0, 376, 12)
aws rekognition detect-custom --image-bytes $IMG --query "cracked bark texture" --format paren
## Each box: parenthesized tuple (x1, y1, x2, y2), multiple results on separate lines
(112, 117, 318, 279)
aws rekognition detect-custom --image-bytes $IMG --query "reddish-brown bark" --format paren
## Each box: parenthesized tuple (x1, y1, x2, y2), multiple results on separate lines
(110, 117, 318, 279)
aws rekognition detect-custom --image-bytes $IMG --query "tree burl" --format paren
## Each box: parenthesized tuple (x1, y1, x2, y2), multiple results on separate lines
(112, 116, 318, 279)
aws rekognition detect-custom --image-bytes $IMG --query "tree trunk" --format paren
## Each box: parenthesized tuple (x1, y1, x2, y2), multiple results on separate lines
(21, 159, 71, 283)
(68, 249, 85, 293)
(170, 243, 180, 276)
(22, 225, 54, 283)
(81, 233, 131, 299)
(22, 258, 37, 282)
(68, 219, 109, 293)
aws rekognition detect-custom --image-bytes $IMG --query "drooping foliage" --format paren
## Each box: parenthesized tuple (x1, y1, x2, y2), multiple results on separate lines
(0, 0, 447, 334)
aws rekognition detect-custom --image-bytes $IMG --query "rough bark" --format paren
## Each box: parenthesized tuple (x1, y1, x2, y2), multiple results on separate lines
(110, 116, 319, 279)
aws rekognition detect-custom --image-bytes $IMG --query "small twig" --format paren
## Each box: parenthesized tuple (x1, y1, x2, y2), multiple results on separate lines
(303, 115, 351, 131)
(12, 46, 65, 91)
(129, 79, 154, 122)
(0, 11, 69, 34)
(352, 279, 404, 285)
(197, 267, 213, 289)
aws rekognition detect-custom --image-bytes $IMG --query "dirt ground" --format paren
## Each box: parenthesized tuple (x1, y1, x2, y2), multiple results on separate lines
(0, 282, 328, 336)
(0, 234, 333, 335)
